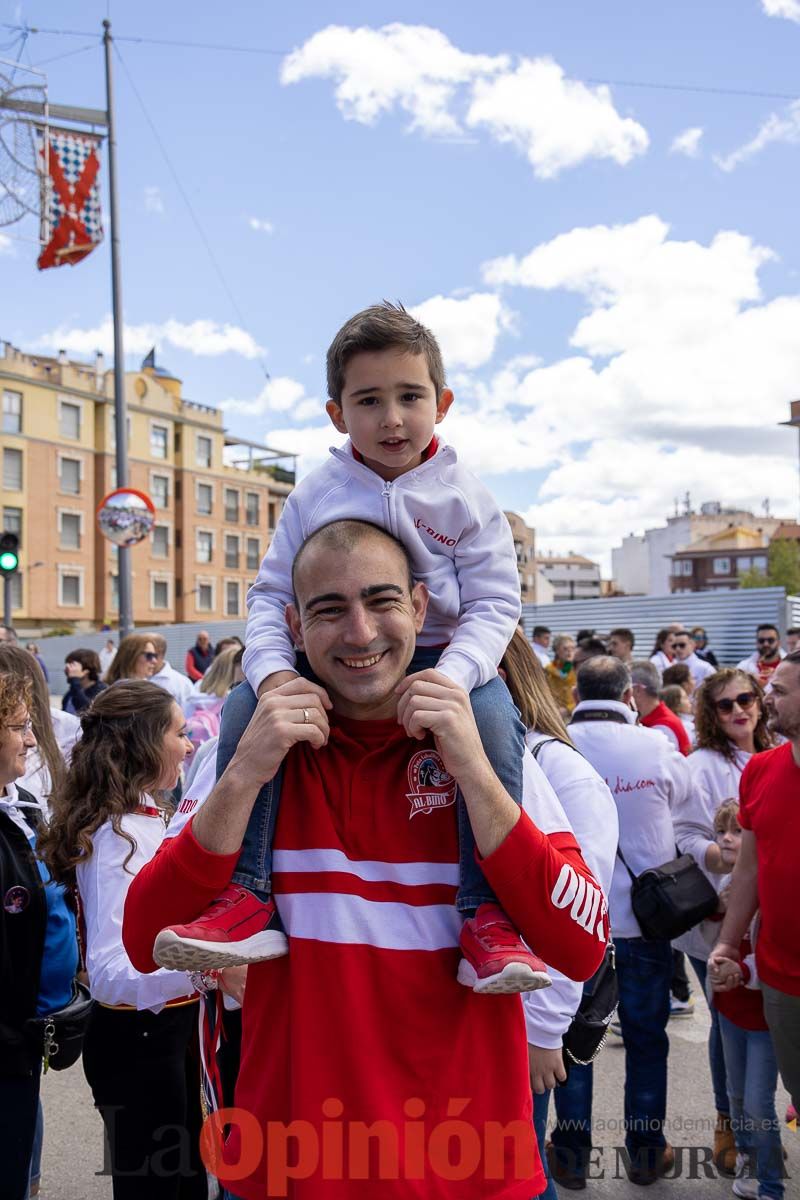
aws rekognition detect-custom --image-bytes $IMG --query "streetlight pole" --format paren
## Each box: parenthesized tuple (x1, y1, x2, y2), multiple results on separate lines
(102, 19, 133, 637)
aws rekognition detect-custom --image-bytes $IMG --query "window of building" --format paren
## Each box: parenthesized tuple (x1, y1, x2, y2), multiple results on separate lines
(245, 492, 260, 526)
(3, 447, 22, 490)
(737, 556, 751, 573)
(225, 534, 240, 569)
(2, 506, 22, 538)
(59, 457, 81, 495)
(196, 434, 212, 469)
(246, 537, 260, 570)
(196, 483, 213, 515)
(2, 389, 22, 433)
(152, 524, 170, 558)
(59, 572, 82, 606)
(150, 423, 168, 459)
(59, 512, 81, 550)
(59, 399, 81, 440)
(682, 560, 694, 577)
(225, 580, 240, 616)
(152, 578, 170, 609)
(197, 582, 213, 611)
(753, 555, 768, 571)
(713, 557, 731, 576)
(224, 488, 239, 523)
(9, 572, 21, 610)
(151, 474, 169, 509)
(110, 573, 119, 611)
(268, 501, 277, 532)
(196, 530, 213, 564)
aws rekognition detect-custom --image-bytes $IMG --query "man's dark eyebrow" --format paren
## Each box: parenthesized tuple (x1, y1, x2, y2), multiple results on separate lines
(304, 583, 404, 611)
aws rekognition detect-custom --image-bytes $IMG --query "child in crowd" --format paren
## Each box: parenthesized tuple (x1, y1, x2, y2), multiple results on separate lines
(711, 800, 784, 1200)
(155, 302, 551, 995)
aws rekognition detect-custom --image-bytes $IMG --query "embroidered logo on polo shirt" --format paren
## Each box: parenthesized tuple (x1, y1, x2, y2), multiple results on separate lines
(406, 750, 457, 819)
(3, 885, 30, 914)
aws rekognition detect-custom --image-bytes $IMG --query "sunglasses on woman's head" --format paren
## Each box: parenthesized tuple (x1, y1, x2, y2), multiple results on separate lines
(715, 692, 757, 715)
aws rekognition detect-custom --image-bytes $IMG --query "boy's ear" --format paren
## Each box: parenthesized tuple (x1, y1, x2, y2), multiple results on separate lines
(435, 389, 454, 424)
(326, 400, 348, 434)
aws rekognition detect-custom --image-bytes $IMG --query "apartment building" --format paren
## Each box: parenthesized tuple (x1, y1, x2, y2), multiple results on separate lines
(534, 551, 602, 602)
(1, 343, 295, 630)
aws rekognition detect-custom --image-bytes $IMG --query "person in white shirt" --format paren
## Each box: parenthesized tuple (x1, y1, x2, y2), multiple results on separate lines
(148, 634, 193, 710)
(99, 637, 117, 677)
(649, 628, 676, 677)
(39, 681, 217, 1199)
(531, 625, 552, 666)
(737, 623, 786, 688)
(557, 656, 692, 1186)
(672, 666, 777, 1176)
(672, 631, 716, 688)
(0, 644, 78, 814)
(497, 630, 619, 1196)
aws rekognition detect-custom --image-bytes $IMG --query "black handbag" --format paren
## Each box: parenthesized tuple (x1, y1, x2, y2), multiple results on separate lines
(25, 979, 93, 1072)
(562, 942, 619, 1067)
(617, 846, 718, 942)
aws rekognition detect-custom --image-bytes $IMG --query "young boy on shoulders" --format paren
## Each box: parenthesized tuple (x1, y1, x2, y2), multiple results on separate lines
(155, 301, 549, 995)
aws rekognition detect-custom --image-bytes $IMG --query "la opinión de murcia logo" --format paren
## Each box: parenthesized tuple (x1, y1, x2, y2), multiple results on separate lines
(406, 750, 457, 819)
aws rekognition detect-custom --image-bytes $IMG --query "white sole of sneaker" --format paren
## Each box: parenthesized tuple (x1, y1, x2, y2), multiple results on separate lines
(456, 959, 553, 994)
(153, 928, 289, 971)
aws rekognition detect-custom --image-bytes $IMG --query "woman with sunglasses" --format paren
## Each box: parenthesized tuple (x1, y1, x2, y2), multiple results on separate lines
(673, 668, 777, 1175)
(103, 634, 158, 684)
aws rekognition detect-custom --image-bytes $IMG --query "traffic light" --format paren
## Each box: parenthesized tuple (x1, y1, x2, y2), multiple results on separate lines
(0, 532, 19, 575)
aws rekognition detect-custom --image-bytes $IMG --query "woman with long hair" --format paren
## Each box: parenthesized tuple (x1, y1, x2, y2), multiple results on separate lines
(39, 681, 207, 1199)
(0, 670, 78, 1200)
(0, 644, 71, 812)
(103, 634, 157, 684)
(501, 630, 619, 1197)
(650, 629, 676, 676)
(674, 667, 777, 1175)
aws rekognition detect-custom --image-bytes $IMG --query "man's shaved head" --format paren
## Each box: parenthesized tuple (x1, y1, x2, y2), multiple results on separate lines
(292, 520, 414, 603)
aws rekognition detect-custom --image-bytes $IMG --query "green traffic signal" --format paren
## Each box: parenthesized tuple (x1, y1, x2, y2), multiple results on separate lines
(0, 550, 18, 572)
(0, 531, 20, 575)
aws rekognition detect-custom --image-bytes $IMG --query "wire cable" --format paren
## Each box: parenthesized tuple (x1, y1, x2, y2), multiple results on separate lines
(112, 41, 270, 381)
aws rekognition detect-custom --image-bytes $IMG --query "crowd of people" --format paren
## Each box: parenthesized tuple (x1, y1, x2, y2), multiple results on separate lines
(1, 303, 798, 1200)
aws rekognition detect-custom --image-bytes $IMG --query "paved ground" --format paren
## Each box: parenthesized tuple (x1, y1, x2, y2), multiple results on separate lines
(38, 992, 797, 1198)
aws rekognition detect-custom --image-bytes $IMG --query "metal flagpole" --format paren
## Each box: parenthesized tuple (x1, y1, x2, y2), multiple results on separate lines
(103, 19, 133, 637)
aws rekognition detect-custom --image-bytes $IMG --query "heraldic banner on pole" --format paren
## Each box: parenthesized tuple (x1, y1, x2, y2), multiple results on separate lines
(34, 124, 104, 270)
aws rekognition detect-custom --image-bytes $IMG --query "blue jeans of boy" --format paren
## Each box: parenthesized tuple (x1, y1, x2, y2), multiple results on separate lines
(216, 647, 525, 914)
(688, 954, 730, 1116)
(551, 936, 672, 1169)
(531, 1088, 558, 1200)
(718, 1012, 784, 1199)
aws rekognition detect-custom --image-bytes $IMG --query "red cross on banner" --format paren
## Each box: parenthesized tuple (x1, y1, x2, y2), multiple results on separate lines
(35, 125, 104, 270)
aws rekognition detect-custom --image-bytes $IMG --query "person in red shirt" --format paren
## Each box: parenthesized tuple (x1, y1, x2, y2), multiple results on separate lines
(122, 520, 608, 1200)
(630, 660, 691, 755)
(710, 650, 800, 1116)
(709, 800, 785, 1200)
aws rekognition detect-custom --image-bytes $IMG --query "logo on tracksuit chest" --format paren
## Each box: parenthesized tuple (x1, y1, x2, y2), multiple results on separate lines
(406, 750, 457, 819)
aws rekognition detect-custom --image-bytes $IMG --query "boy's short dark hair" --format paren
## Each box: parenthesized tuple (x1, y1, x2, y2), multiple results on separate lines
(65, 647, 102, 682)
(533, 625, 551, 638)
(662, 663, 691, 689)
(326, 301, 446, 404)
(609, 627, 635, 648)
(756, 623, 779, 636)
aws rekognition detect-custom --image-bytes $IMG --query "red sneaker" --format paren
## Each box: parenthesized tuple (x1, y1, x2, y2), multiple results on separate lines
(457, 903, 551, 994)
(153, 885, 288, 971)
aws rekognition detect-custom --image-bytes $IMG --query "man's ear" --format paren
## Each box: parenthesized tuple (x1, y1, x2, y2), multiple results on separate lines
(411, 581, 429, 632)
(326, 400, 348, 434)
(285, 603, 304, 651)
(434, 388, 454, 424)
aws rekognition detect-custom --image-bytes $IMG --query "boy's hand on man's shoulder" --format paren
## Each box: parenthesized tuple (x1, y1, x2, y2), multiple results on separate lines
(395, 669, 486, 782)
(230, 677, 332, 782)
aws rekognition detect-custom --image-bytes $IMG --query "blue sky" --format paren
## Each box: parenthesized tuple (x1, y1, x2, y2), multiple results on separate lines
(3, 1, 800, 571)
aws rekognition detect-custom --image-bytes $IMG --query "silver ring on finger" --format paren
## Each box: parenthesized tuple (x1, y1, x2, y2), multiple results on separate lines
(302, 708, 310, 724)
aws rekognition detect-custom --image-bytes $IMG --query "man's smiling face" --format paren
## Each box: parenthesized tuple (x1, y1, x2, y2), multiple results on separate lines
(286, 533, 428, 720)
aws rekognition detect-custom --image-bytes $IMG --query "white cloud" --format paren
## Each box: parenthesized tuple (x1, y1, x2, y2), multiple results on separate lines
(670, 126, 703, 157)
(714, 99, 800, 171)
(281, 23, 507, 137)
(466, 58, 648, 179)
(223, 375, 320, 422)
(35, 316, 264, 359)
(281, 24, 647, 176)
(144, 186, 164, 215)
(248, 217, 274, 234)
(409, 292, 514, 369)
(762, 0, 800, 21)
(0, 233, 13, 255)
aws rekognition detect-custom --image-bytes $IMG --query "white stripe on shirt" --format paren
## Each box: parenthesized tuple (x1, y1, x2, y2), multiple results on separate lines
(272, 848, 459, 887)
(276, 891, 462, 951)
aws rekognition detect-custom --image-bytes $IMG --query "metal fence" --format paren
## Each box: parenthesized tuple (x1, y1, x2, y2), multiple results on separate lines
(30, 586, 799, 684)
(521, 587, 797, 667)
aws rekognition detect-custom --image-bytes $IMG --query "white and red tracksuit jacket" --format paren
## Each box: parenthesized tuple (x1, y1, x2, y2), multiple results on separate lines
(124, 715, 608, 1199)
